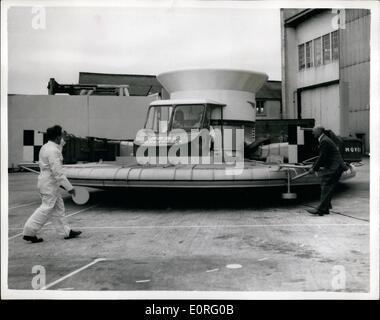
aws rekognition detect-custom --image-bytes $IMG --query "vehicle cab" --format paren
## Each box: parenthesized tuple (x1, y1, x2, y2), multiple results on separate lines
(133, 99, 225, 162)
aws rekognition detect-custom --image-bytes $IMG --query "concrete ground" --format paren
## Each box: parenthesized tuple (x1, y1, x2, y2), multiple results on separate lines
(7, 158, 370, 292)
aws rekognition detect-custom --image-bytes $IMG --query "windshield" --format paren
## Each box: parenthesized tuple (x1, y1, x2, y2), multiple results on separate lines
(145, 105, 173, 133)
(172, 104, 205, 131)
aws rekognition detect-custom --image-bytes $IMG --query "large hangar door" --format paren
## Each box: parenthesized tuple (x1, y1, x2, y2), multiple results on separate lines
(300, 84, 340, 133)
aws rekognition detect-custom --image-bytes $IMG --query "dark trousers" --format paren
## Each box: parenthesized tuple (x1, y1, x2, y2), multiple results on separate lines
(318, 168, 344, 212)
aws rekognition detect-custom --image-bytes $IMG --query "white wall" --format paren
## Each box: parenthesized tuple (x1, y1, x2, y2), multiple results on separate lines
(297, 62, 339, 88)
(295, 11, 336, 43)
(282, 26, 298, 118)
(88, 96, 155, 139)
(282, 9, 370, 152)
(7, 95, 155, 168)
(295, 11, 339, 88)
(283, 10, 340, 118)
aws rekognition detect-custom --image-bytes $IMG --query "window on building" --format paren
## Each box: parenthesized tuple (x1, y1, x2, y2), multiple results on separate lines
(256, 101, 266, 116)
(314, 37, 322, 67)
(331, 30, 339, 60)
(322, 33, 331, 64)
(305, 41, 313, 68)
(298, 44, 305, 70)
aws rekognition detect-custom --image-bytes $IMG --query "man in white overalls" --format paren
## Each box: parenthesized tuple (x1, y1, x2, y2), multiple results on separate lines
(23, 125, 82, 243)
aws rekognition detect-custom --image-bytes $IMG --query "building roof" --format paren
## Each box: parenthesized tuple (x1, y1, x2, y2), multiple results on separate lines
(256, 80, 281, 100)
(48, 72, 281, 100)
(78, 72, 162, 96)
(283, 9, 327, 27)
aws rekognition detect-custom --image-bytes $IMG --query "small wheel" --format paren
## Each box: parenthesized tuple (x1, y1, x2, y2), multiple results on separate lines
(72, 186, 90, 205)
(282, 193, 297, 200)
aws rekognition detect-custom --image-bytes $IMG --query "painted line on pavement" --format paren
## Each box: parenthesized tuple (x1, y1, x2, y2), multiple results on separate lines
(9, 201, 40, 210)
(64, 204, 100, 219)
(62, 222, 368, 229)
(8, 232, 24, 240)
(45, 203, 100, 226)
(9, 196, 83, 210)
(8, 222, 368, 232)
(41, 258, 107, 290)
(8, 204, 100, 240)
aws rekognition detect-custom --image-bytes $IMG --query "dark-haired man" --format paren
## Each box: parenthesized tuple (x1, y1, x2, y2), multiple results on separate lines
(23, 125, 82, 243)
(307, 126, 349, 216)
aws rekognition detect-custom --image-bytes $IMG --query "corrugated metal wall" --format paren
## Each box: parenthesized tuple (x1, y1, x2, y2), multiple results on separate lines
(340, 9, 370, 152)
(301, 84, 340, 132)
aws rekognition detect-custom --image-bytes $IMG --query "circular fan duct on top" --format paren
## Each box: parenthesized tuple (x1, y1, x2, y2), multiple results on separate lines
(157, 68, 268, 121)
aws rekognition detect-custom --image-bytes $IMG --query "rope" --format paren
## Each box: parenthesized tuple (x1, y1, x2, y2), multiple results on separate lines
(301, 203, 369, 222)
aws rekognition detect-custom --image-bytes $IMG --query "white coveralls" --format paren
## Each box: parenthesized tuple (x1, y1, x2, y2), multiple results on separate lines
(23, 141, 73, 238)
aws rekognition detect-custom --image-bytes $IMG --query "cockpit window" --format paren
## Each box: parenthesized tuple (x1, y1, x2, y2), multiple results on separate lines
(145, 105, 173, 133)
(172, 104, 205, 131)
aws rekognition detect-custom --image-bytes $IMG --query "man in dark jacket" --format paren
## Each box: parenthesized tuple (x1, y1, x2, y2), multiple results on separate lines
(307, 126, 349, 216)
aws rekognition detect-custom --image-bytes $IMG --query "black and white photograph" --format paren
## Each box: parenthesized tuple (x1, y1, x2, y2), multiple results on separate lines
(1, 0, 379, 301)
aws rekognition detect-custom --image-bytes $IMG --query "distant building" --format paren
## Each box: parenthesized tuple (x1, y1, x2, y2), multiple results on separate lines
(8, 72, 281, 168)
(48, 72, 167, 97)
(281, 9, 370, 153)
(255, 80, 282, 119)
(48, 72, 281, 119)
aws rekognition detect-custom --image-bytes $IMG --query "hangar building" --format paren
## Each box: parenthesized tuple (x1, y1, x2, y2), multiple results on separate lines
(281, 9, 370, 153)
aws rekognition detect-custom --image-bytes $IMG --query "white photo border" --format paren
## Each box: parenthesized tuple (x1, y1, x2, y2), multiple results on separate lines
(1, 0, 379, 300)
